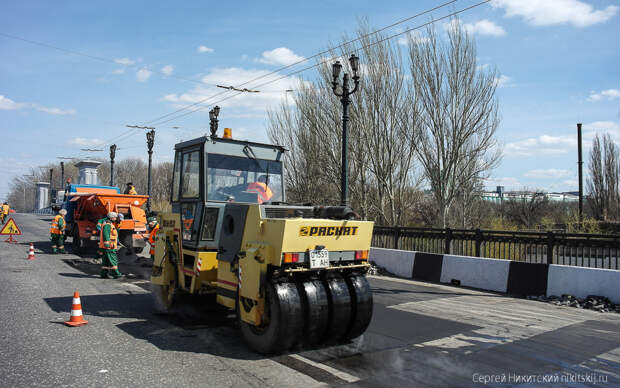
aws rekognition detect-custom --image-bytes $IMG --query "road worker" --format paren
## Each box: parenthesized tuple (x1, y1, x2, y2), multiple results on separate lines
(124, 182, 137, 195)
(99, 212, 122, 279)
(246, 175, 273, 204)
(50, 209, 67, 253)
(1, 202, 9, 224)
(147, 216, 159, 260)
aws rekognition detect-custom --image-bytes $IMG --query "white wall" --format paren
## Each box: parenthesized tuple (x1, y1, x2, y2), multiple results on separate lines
(440, 255, 510, 293)
(369, 248, 414, 278)
(547, 265, 620, 303)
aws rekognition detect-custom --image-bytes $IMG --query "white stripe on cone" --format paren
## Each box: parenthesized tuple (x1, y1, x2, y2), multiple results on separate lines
(73, 298, 81, 305)
(71, 309, 83, 317)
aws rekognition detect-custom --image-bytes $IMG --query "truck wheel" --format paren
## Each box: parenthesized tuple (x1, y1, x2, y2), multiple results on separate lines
(298, 279, 329, 346)
(72, 225, 85, 256)
(239, 281, 303, 354)
(322, 273, 352, 344)
(344, 274, 373, 340)
(152, 282, 177, 313)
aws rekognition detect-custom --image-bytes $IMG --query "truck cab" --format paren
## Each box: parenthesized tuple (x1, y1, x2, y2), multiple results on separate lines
(171, 135, 285, 251)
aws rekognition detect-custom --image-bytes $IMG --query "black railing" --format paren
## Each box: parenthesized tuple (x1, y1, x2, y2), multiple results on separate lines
(372, 226, 620, 270)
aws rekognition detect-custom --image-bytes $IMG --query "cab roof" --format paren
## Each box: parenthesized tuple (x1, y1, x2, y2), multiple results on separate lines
(174, 135, 287, 153)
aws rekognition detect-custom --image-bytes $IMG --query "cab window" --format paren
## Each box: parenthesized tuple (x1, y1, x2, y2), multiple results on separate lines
(172, 152, 181, 201)
(181, 150, 200, 198)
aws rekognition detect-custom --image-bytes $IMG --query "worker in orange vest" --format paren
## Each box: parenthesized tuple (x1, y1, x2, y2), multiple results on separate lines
(99, 212, 122, 279)
(124, 182, 137, 195)
(147, 216, 160, 260)
(246, 175, 273, 204)
(1, 202, 9, 224)
(50, 209, 67, 253)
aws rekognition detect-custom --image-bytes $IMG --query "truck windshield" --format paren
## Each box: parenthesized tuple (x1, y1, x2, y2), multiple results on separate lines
(207, 153, 283, 203)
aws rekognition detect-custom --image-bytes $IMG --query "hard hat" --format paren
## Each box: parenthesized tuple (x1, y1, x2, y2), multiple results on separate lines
(147, 216, 157, 223)
(59, 209, 67, 215)
(107, 212, 118, 219)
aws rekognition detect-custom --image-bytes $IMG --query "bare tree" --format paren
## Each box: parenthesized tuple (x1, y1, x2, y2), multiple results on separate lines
(268, 22, 422, 225)
(408, 19, 502, 227)
(587, 133, 619, 220)
(502, 190, 550, 229)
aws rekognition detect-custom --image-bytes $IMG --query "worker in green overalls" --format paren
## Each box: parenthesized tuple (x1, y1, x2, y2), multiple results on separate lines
(99, 212, 122, 279)
(50, 209, 67, 253)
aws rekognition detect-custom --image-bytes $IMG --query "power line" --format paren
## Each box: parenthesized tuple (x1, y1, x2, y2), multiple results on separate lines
(149, 0, 491, 126)
(0, 31, 219, 87)
(141, 0, 462, 126)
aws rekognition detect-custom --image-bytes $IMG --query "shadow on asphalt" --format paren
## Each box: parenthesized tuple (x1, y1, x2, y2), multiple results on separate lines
(43, 291, 263, 359)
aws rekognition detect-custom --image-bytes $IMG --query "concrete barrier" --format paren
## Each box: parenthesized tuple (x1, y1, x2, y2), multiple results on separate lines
(547, 264, 620, 304)
(370, 247, 620, 303)
(370, 247, 415, 278)
(440, 255, 510, 293)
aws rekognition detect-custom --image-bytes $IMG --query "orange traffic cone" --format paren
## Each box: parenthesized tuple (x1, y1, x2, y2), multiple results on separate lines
(64, 291, 88, 327)
(27, 243, 35, 260)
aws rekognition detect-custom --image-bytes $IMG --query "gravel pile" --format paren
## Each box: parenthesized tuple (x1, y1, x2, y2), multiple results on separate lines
(529, 294, 620, 313)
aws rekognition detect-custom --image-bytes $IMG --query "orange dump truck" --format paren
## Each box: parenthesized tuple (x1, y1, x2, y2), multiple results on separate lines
(63, 184, 149, 255)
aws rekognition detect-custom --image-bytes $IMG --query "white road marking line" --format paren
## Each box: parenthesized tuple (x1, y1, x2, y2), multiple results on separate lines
(289, 354, 360, 383)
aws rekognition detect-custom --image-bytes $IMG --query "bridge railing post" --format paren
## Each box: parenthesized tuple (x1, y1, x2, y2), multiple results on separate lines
(475, 229, 482, 257)
(393, 226, 400, 250)
(445, 228, 452, 254)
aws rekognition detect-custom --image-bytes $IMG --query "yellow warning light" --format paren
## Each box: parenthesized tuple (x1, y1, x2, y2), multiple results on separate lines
(223, 128, 232, 139)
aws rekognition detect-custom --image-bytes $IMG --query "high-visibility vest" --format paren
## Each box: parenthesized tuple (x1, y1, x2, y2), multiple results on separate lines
(1, 204, 9, 215)
(148, 223, 160, 255)
(99, 221, 118, 250)
(247, 182, 273, 204)
(128, 186, 137, 195)
(50, 215, 65, 235)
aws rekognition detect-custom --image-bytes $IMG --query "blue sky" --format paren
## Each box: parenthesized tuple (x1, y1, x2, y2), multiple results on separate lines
(1, 0, 619, 201)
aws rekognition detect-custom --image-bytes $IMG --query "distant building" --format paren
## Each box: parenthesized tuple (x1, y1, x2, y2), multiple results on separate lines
(480, 186, 579, 203)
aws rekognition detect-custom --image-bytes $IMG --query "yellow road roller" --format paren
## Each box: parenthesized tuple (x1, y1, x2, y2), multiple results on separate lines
(151, 128, 374, 354)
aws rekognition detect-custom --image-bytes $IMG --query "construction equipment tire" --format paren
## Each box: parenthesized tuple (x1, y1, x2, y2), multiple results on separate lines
(298, 279, 329, 346)
(323, 273, 352, 343)
(72, 225, 86, 256)
(239, 281, 303, 354)
(344, 274, 373, 340)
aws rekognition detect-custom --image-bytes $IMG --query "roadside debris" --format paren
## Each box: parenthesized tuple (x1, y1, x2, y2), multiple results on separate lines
(528, 294, 620, 313)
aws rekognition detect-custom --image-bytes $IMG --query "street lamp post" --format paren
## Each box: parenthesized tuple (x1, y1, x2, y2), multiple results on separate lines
(209, 106, 221, 137)
(109, 144, 117, 187)
(331, 54, 360, 207)
(146, 130, 155, 214)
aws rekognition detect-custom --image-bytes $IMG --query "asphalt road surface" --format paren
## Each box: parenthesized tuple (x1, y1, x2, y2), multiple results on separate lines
(1, 214, 619, 387)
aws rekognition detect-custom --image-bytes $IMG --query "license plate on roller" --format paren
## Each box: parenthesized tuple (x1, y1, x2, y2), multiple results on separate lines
(309, 249, 329, 269)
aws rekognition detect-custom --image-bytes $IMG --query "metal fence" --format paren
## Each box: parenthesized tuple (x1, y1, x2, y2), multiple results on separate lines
(372, 226, 620, 270)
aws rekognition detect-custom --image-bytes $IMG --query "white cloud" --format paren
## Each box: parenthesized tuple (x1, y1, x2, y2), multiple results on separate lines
(0, 95, 25, 110)
(256, 47, 305, 66)
(68, 137, 104, 146)
(112, 68, 125, 75)
(136, 67, 152, 82)
(505, 121, 620, 157)
(495, 74, 513, 87)
(162, 67, 304, 112)
(197, 45, 214, 53)
(505, 134, 575, 156)
(161, 65, 174, 76)
(588, 89, 620, 102)
(524, 168, 572, 179)
(0, 95, 75, 115)
(491, 0, 619, 27)
(446, 19, 506, 36)
(114, 57, 136, 65)
(33, 105, 75, 115)
(398, 30, 430, 45)
(485, 176, 522, 191)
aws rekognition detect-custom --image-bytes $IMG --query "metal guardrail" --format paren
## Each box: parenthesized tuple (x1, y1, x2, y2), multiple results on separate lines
(372, 226, 620, 270)
(32, 207, 54, 215)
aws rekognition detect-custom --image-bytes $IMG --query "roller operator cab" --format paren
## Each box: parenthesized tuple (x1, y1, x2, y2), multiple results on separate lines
(151, 133, 374, 354)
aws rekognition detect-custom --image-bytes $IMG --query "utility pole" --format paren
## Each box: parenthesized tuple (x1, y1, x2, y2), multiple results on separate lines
(109, 144, 117, 187)
(146, 129, 155, 213)
(126, 125, 156, 213)
(577, 123, 584, 225)
(60, 162, 64, 188)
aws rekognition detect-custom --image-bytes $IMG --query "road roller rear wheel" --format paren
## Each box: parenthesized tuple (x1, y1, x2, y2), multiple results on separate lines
(322, 273, 352, 344)
(298, 279, 329, 346)
(344, 274, 373, 340)
(239, 281, 303, 354)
